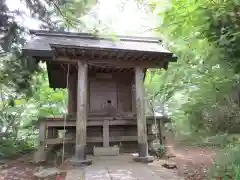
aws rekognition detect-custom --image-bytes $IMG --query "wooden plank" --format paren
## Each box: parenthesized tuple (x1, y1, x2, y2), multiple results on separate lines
(75, 60, 88, 159)
(45, 119, 157, 127)
(135, 67, 148, 157)
(41, 115, 166, 122)
(45, 135, 155, 145)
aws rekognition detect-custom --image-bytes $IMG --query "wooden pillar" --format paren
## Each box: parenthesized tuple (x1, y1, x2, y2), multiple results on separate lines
(134, 67, 153, 162)
(72, 61, 92, 166)
(103, 120, 109, 147)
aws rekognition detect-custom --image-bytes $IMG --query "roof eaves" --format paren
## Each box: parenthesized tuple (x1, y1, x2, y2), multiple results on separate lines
(29, 30, 161, 44)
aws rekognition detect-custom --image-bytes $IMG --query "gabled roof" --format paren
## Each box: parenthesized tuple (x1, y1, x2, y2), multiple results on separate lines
(23, 30, 175, 58)
(22, 30, 177, 88)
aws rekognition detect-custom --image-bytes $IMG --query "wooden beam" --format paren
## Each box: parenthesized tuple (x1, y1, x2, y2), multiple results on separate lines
(45, 135, 156, 145)
(135, 67, 148, 157)
(54, 57, 165, 68)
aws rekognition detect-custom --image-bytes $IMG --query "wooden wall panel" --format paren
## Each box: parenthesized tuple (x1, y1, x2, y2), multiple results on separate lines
(88, 71, 134, 114)
(117, 81, 132, 112)
(89, 79, 117, 113)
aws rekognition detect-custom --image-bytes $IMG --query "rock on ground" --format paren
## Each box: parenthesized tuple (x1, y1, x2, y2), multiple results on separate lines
(33, 167, 60, 178)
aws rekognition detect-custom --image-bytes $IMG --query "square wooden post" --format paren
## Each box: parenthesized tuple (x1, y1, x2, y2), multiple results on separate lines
(133, 67, 154, 163)
(71, 61, 92, 166)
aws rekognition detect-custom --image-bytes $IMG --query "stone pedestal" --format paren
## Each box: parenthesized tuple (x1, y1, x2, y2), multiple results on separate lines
(133, 156, 154, 163)
(70, 158, 92, 166)
(93, 147, 120, 156)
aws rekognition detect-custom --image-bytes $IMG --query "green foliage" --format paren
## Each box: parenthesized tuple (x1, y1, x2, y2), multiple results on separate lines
(156, 144, 166, 158)
(0, 0, 96, 159)
(0, 137, 35, 159)
(146, 0, 240, 137)
(0, 0, 97, 95)
(146, 0, 240, 178)
(208, 144, 240, 179)
(149, 142, 166, 158)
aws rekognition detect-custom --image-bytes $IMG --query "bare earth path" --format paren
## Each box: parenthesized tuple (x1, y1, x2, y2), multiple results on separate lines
(0, 146, 216, 180)
(166, 142, 216, 180)
(66, 155, 179, 180)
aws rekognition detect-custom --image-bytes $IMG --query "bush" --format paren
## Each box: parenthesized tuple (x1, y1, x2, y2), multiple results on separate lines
(208, 144, 240, 179)
(157, 144, 166, 158)
(149, 143, 166, 158)
(0, 137, 36, 159)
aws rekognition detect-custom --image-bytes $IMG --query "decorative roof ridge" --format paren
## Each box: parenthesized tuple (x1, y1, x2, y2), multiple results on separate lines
(29, 30, 161, 43)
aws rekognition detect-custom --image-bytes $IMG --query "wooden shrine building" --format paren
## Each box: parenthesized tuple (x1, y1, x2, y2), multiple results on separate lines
(23, 30, 176, 166)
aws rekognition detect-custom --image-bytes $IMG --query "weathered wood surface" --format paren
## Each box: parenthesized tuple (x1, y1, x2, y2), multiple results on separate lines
(135, 67, 148, 157)
(75, 61, 88, 159)
(65, 155, 179, 180)
(55, 57, 166, 69)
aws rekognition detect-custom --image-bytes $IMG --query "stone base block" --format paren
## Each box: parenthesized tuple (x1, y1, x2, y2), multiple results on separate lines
(133, 156, 154, 163)
(70, 158, 92, 167)
(93, 147, 119, 156)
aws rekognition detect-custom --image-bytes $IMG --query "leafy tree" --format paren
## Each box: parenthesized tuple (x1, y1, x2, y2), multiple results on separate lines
(0, 0, 96, 158)
(146, 0, 240, 136)
(0, 0, 97, 95)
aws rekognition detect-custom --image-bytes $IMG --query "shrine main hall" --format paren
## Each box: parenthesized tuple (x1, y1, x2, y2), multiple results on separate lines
(23, 30, 176, 166)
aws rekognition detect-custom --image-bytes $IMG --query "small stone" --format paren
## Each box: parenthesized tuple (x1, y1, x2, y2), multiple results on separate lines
(0, 164, 8, 169)
(162, 162, 177, 169)
(34, 167, 60, 178)
(166, 153, 176, 158)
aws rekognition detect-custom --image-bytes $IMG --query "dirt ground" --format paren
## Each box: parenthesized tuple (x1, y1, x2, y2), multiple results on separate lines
(165, 135, 217, 180)
(0, 143, 216, 180)
(0, 155, 67, 180)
